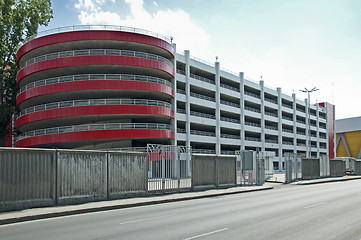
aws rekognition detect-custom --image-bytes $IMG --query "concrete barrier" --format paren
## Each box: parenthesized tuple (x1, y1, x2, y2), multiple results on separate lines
(302, 158, 320, 179)
(329, 160, 346, 177)
(0, 148, 56, 212)
(192, 154, 236, 190)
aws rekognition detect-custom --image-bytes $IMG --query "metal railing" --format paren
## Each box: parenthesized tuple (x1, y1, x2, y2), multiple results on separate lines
(220, 133, 241, 139)
(265, 125, 278, 130)
(18, 99, 173, 118)
(176, 69, 186, 75)
(296, 108, 306, 113)
(297, 131, 306, 135)
(192, 149, 216, 154)
(220, 150, 237, 155)
(176, 108, 186, 114)
(265, 111, 277, 117)
(220, 67, 238, 76)
(282, 116, 293, 121)
(177, 128, 186, 133)
(244, 91, 260, 99)
(245, 121, 261, 128)
(189, 55, 215, 67)
(220, 83, 239, 92)
(245, 106, 261, 113)
(265, 139, 278, 144)
(282, 103, 293, 109)
(282, 129, 293, 133)
(190, 73, 215, 85)
(177, 89, 186, 95)
(17, 123, 173, 141)
(190, 92, 215, 102)
(282, 141, 293, 145)
(190, 130, 216, 137)
(296, 119, 306, 124)
(20, 25, 172, 47)
(18, 74, 173, 96)
(264, 98, 277, 104)
(245, 136, 261, 142)
(220, 116, 240, 124)
(190, 111, 216, 119)
(220, 100, 240, 108)
(20, 49, 173, 69)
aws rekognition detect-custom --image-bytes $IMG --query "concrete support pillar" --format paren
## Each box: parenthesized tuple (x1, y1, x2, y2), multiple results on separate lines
(292, 93, 297, 154)
(172, 43, 177, 146)
(305, 98, 310, 158)
(316, 103, 320, 158)
(184, 50, 191, 173)
(277, 88, 283, 170)
(215, 61, 221, 155)
(240, 72, 245, 151)
(260, 80, 265, 153)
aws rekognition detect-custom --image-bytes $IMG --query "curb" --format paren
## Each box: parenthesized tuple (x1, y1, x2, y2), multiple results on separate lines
(0, 186, 273, 226)
(295, 176, 361, 185)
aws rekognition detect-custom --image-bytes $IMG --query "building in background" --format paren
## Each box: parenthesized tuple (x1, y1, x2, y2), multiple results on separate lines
(15, 26, 334, 169)
(335, 116, 361, 159)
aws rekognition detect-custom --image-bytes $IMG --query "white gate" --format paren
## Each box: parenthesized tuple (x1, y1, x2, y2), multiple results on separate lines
(147, 144, 191, 193)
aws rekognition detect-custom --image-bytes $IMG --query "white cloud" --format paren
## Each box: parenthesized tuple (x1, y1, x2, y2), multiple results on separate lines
(153, 1, 158, 7)
(74, 0, 211, 57)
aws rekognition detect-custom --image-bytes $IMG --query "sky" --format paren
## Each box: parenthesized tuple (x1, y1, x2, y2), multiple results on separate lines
(38, 0, 361, 120)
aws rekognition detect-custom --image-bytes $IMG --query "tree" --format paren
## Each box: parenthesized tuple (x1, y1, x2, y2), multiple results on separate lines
(0, 0, 53, 146)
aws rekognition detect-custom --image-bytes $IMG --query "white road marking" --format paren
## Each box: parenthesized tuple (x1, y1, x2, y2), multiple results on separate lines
(119, 214, 174, 225)
(183, 228, 229, 240)
(304, 202, 327, 209)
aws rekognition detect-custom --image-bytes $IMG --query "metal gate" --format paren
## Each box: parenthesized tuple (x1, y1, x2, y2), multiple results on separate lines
(147, 144, 191, 193)
(284, 153, 302, 183)
(236, 150, 265, 186)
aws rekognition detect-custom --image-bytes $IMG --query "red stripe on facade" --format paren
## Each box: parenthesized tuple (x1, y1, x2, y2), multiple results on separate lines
(17, 80, 174, 107)
(17, 105, 174, 129)
(16, 129, 174, 148)
(17, 55, 174, 87)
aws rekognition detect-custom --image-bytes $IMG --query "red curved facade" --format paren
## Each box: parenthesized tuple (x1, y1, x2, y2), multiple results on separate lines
(16, 27, 175, 149)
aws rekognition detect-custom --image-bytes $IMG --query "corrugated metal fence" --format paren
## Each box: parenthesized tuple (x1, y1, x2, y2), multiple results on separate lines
(0, 148, 148, 212)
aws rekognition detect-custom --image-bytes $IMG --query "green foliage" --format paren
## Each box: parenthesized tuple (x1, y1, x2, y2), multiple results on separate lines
(0, 0, 52, 144)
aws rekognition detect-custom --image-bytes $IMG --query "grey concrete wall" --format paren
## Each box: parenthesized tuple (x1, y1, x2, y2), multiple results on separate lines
(192, 155, 216, 189)
(0, 148, 56, 212)
(217, 156, 236, 187)
(302, 158, 320, 179)
(57, 150, 108, 205)
(192, 154, 236, 189)
(329, 160, 346, 177)
(108, 152, 147, 199)
(355, 161, 361, 175)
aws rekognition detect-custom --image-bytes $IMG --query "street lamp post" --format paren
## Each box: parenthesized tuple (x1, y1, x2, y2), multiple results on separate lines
(299, 87, 319, 158)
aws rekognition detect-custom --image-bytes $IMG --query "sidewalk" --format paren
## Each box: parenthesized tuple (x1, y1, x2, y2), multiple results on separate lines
(0, 185, 272, 225)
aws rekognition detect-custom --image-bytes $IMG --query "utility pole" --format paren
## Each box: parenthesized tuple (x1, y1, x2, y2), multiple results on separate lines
(299, 87, 319, 158)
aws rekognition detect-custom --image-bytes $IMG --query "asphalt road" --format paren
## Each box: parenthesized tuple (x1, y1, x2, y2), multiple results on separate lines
(1, 180, 361, 240)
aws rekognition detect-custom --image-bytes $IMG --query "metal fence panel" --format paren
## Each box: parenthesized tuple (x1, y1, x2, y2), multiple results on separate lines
(320, 155, 330, 177)
(57, 150, 107, 204)
(0, 148, 55, 212)
(285, 153, 302, 183)
(192, 154, 217, 189)
(217, 156, 236, 187)
(108, 152, 147, 198)
(329, 160, 346, 177)
(355, 161, 361, 175)
(302, 158, 320, 179)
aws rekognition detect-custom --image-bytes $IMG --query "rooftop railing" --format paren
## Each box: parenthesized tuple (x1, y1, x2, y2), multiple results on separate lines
(18, 74, 173, 96)
(20, 25, 172, 47)
(17, 123, 173, 141)
(20, 49, 173, 69)
(18, 99, 173, 118)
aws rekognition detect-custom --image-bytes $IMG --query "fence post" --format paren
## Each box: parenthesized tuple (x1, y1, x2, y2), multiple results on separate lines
(162, 146, 165, 193)
(54, 149, 58, 205)
(55, 149, 60, 205)
(106, 151, 110, 200)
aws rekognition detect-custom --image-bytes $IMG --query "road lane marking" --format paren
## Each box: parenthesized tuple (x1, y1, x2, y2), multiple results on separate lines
(119, 214, 174, 225)
(304, 202, 327, 209)
(183, 228, 228, 240)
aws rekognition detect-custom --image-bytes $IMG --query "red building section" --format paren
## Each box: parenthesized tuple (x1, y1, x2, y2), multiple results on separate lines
(16, 27, 175, 149)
